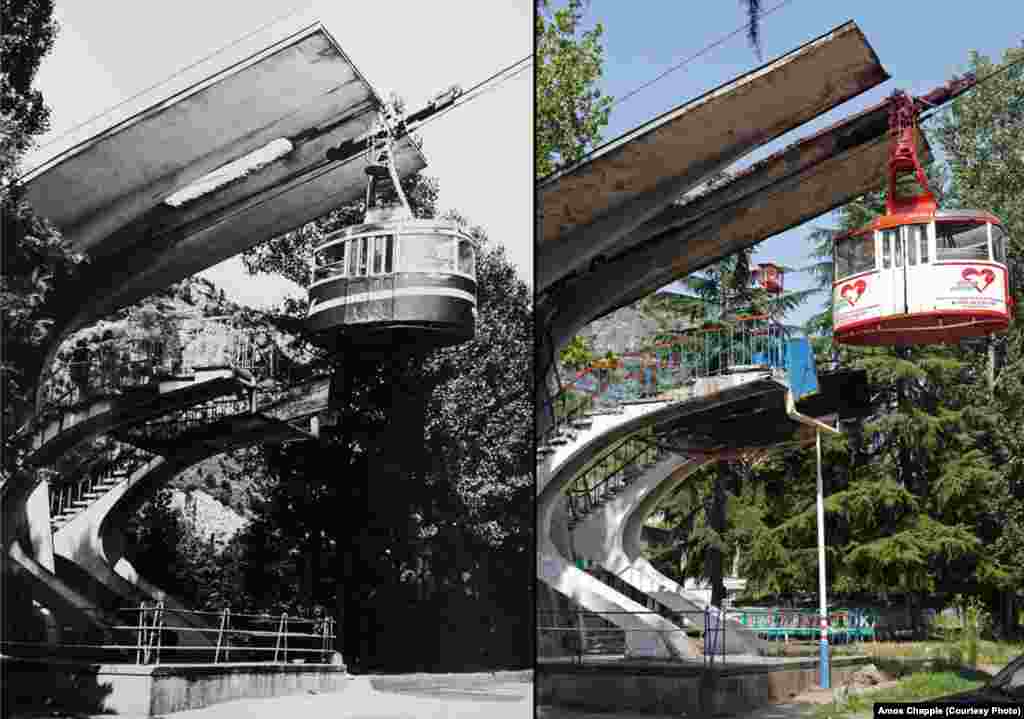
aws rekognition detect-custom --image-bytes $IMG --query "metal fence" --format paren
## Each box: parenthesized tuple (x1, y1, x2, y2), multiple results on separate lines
(537, 608, 733, 666)
(729, 606, 879, 643)
(37, 335, 283, 415)
(1, 603, 338, 666)
(540, 316, 791, 446)
(564, 430, 664, 529)
(49, 446, 154, 526)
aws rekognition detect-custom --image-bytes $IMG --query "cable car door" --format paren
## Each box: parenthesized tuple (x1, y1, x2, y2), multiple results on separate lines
(903, 224, 929, 314)
(880, 228, 907, 317)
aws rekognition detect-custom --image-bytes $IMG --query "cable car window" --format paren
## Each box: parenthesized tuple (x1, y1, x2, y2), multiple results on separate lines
(936, 221, 989, 261)
(918, 225, 929, 264)
(318, 242, 346, 267)
(992, 224, 1008, 264)
(894, 232, 903, 268)
(458, 240, 476, 277)
(348, 239, 359, 277)
(314, 244, 346, 281)
(398, 234, 456, 273)
(834, 233, 874, 279)
(372, 236, 385, 275)
(358, 237, 369, 276)
(906, 227, 917, 265)
(385, 236, 394, 274)
(882, 233, 892, 269)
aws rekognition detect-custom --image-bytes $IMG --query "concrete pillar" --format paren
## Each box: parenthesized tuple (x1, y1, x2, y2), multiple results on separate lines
(25, 471, 55, 573)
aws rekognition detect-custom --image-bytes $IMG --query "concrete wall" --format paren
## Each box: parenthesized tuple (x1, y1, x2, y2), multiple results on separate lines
(3, 658, 350, 717)
(538, 656, 870, 716)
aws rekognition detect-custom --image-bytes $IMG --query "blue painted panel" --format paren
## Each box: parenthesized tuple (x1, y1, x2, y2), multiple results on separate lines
(786, 338, 819, 400)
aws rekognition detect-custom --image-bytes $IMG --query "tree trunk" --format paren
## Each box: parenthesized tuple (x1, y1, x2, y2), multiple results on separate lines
(988, 335, 996, 398)
(709, 464, 728, 607)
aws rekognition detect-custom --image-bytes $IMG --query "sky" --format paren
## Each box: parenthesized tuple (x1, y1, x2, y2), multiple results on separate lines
(576, 1, 1023, 328)
(30, 0, 532, 309)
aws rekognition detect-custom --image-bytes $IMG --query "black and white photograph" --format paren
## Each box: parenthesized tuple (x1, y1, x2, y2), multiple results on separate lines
(5, 0, 1024, 718)
(1, 1, 532, 716)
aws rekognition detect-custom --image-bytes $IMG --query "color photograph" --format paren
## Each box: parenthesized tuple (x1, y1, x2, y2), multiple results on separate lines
(536, 1, 1023, 716)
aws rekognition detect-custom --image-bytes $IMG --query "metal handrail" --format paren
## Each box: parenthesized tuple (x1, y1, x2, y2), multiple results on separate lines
(584, 564, 692, 628)
(537, 607, 731, 664)
(50, 446, 153, 526)
(540, 316, 793, 447)
(3, 603, 338, 666)
(565, 430, 664, 523)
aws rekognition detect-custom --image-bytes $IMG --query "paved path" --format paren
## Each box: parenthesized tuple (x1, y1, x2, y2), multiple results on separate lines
(164, 675, 531, 719)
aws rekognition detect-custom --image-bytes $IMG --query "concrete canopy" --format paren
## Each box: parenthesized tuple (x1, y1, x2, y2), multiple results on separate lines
(538, 71, 976, 394)
(21, 22, 426, 336)
(536, 21, 889, 295)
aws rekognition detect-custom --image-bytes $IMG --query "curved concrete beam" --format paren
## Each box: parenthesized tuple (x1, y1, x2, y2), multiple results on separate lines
(6, 540, 114, 638)
(540, 373, 791, 659)
(537, 21, 888, 292)
(52, 407, 315, 640)
(538, 400, 699, 658)
(51, 455, 213, 647)
(621, 462, 769, 655)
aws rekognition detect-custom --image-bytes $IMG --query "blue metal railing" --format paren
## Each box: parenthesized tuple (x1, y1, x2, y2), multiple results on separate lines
(542, 317, 799, 444)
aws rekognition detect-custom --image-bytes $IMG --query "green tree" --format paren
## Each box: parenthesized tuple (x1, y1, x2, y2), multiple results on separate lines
(535, 0, 613, 178)
(750, 53, 1024, 636)
(235, 203, 532, 669)
(536, 2, 766, 178)
(1, 0, 86, 456)
(932, 46, 1024, 635)
(559, 334, 594, 369)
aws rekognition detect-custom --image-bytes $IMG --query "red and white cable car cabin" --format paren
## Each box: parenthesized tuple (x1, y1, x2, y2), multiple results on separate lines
(833, 93, 1013, 346)
(752, 263, 784, 294)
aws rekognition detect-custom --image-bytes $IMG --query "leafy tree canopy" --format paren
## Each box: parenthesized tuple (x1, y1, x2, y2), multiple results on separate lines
(535, 0, 613, 178)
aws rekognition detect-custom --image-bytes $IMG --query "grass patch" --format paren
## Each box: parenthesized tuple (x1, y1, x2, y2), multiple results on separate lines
(810, 670, 985, 719)
(831, 640, 1024, 666)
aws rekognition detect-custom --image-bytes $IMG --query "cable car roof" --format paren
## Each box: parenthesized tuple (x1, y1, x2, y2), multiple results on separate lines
(20, 20, 427, 336)
(836, 208, 1006, 239)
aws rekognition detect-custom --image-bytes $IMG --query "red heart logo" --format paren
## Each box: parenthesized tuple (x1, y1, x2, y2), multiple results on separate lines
(962, 267, 995, 292)
(981, 269, 995, 291)
(840, 279, 867, 306)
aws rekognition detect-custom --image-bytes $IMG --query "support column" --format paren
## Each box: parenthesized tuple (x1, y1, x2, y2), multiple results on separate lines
(25, 470, 56, 573)
(816, 430, 830, 689)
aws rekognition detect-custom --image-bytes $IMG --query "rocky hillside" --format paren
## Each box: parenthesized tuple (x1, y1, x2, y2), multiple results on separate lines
(48, 276, 297, 521)
(169, 487, 249, 547)
(577, 303, 661, 356)
(572, 290, 699, 356)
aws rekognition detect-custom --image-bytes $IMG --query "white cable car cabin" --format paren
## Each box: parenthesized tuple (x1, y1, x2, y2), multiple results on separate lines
(832, 92, 1013, 346)
(306, 131, 477, 351)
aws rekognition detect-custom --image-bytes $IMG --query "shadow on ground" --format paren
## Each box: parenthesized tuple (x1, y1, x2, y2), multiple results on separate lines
(2, 657, 114, 718)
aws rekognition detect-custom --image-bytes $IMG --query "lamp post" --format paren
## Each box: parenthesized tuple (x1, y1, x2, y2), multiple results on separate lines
(816, 429, 830, 689)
